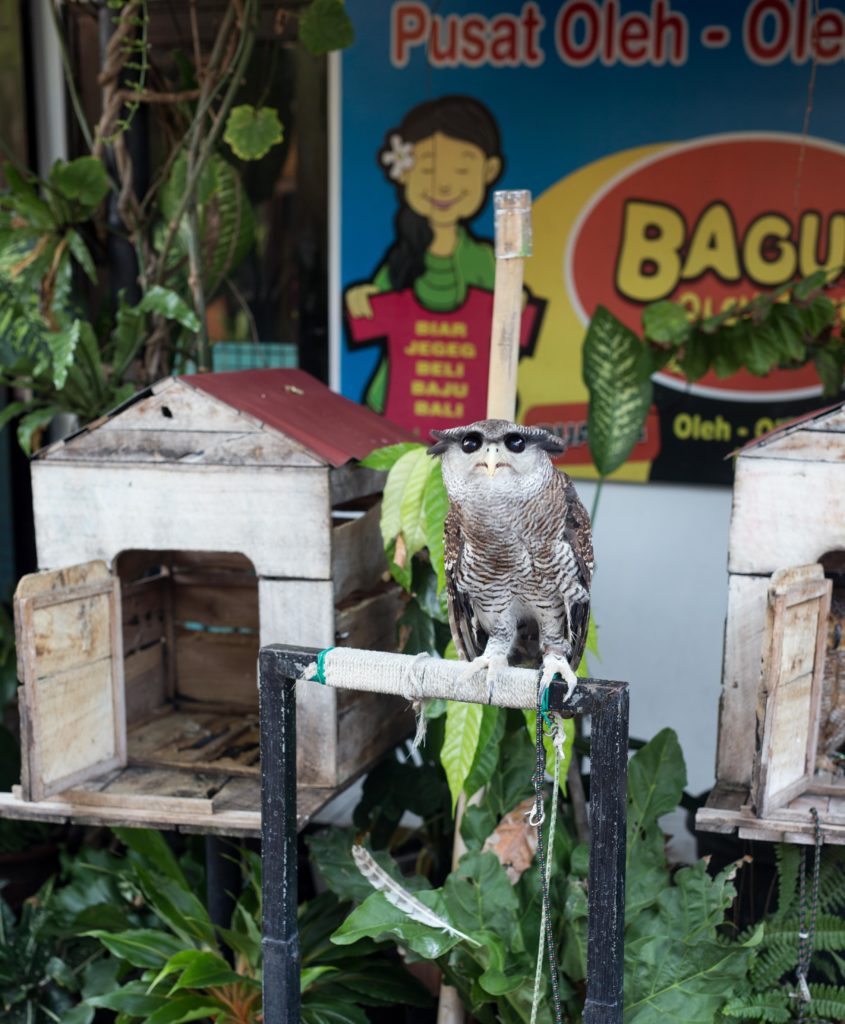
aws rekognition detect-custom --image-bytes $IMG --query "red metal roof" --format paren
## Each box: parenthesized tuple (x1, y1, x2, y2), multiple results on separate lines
(180, 368, 417, 467)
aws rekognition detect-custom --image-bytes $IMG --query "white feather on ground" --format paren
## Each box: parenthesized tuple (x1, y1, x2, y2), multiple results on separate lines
(350, 844, 480, 946)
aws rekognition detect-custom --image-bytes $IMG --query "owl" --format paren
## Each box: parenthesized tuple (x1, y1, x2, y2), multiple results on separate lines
(427, 419, 593, 698)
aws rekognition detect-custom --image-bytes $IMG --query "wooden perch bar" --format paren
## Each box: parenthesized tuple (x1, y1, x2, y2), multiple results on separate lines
(259, 644, 629, 1024)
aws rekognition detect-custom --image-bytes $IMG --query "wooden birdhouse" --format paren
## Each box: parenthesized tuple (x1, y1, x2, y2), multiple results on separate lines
(0, 369, 415, 836)
(697, 402, 845, 844)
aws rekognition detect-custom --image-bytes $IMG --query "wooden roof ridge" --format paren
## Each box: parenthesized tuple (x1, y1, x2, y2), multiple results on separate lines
(732, 399, 845, 458)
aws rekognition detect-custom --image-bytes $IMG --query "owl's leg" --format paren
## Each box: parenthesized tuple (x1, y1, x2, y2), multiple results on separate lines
(458, 627, 512, 691)
(540, 644, 579, 703)
(538, 606, 578, 701)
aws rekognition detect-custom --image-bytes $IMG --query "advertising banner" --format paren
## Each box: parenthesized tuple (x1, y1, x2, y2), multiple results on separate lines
(335, 0, 845, 483)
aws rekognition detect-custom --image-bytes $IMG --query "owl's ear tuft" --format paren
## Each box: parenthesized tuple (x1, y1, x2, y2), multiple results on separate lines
(427, 428, 460, 456)
(537, 430, 567, 454)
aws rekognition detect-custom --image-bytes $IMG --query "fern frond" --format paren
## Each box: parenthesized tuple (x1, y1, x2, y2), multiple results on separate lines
(765, 914, 845, 953)
(819, 849, 845, 913)
(807, 982, 845, 1019)
(721, 990, 791, 1021)
(773, 844, 800, 921)
(750, 940, 796, 990)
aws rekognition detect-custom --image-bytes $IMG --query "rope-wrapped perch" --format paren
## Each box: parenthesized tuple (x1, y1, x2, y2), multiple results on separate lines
(302, 647, 545, 709)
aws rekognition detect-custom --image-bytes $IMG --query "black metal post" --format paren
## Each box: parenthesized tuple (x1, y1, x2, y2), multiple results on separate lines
(584, 686, 628, 1024)
(259, 648, 303, 1024)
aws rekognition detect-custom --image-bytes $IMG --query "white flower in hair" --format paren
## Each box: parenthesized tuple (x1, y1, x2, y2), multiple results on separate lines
(381, 133, 414, 181)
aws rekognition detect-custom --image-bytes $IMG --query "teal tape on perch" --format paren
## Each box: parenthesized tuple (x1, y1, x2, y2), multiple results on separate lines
(310, 647, 335, 684)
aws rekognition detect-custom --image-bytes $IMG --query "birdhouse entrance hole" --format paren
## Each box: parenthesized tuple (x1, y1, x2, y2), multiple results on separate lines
(116, 548, 262, 780)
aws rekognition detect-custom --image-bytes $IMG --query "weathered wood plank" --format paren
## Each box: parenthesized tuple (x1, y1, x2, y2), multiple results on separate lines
(173, 581, 259, 632)
(121, 576, 167, 655)
(124, 642, 167, 726)
(729, 458, 845, 574)
(15, 563, 127, 802)
(329, 464, 385, 506)
(335, 587, 403, 654)
(174, 628, 259, 707)
(331, 502, 388, 603)
(803, 408, 845, 432)
(741, 428, 845, 463)
(335, 693, 413, 783)
(96, 380, 262, 434)
(716, 574, 770, 787)
(32, 463, 332, 579)
(64, 766, 220, 814)
(46, 427, 321, 468)
(752, 566, 831, 817)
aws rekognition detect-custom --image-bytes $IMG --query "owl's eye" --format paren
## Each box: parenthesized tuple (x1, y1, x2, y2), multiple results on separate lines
(461, 432, 483, 453)
(504, 433, 526, 453)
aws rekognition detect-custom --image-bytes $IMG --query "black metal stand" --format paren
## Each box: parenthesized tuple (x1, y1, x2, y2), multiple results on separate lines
(258, 645, 629, 1024)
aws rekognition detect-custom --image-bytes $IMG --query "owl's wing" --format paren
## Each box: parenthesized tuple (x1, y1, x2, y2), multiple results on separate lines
(444, 503, 486, 661)
(560, 476, 594, 671)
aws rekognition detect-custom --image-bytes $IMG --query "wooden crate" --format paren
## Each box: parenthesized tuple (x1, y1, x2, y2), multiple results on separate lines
(698, 402, 845, 843)
(2, 371, 416, 835)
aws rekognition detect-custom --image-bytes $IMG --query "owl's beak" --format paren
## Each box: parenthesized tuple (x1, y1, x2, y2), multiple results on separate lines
(484, 448, 500, 477)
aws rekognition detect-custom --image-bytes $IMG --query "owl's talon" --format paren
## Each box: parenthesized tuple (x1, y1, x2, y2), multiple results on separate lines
(541, 653, 578, 703)
(459, 653, 508, 681)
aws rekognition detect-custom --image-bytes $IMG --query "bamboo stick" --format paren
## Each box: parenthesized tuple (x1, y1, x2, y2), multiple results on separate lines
(486, 190, 532, 420)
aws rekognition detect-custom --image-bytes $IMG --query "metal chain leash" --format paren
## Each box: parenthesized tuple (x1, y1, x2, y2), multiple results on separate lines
(794, 807, 826, 1024)
(532, 692, 564, 1024)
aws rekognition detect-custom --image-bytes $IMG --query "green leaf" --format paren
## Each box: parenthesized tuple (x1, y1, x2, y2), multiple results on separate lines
(133, 865, 216, 946)
(399, 449, 441, 556)
(677, 333, 711, 381)
(169, 950, 257, 992)
(67, 230, 96, 282)
(301, 997, 369, 1024)
(642, 301, 690, 344)
(306, 830, 427, 904)
(422, 463, 449, 592)
(301, 965, 338, 992)
(380, 447, 424, 545)
(464, 705, 505, 797)
(17, 404, 60, 455)
(47, 319, 81, 389)
(443, 851, 520, 941)
(0, 399, 34, 432)
(792, 269, 827, 300)
(138, 285, 201, 331)
(61, 1004, 94, 1024)
(84, 928, 187, 968)
(144, 993, 224, 1024)
(583, 305, 652, 477)
(623, 934, 752, 1022)
(360, 442, 422, 470)
(814, 348, 843, 396)
(224, 104, 284, 161)
(87, 980, 170, 1015)
(442, 700, 484, 812)
(745, 325, 781, 376)
(299, 0, 356, 54)
(49, 156, 110, 210)
(114, 827, 189, 886)
(331, 889, 465, 959)
(397, 596, 437, 655)
(628, 728, 687, 833)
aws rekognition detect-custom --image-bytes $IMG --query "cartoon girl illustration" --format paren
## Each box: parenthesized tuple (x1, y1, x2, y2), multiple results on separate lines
(345, 94, 543, 429)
